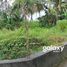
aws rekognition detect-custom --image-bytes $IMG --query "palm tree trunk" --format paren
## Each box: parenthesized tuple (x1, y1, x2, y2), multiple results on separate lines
(58, 0, 61, 12)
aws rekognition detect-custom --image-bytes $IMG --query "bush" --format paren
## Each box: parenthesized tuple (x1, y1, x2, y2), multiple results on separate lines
(0, 38, 26, 59)
(38, 14, 57, 27)
(64, 12, 67, 19)
(58, 12, 67, 20)
(29, 21, 39, 28)
(0, 29, 29, 59)
(0, 28, 44, 59)
(0, 12, 23, 30)
(56, 20, 67, 31)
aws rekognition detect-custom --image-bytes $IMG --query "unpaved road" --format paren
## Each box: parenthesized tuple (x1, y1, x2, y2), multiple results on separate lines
(58, 60, 67, 67)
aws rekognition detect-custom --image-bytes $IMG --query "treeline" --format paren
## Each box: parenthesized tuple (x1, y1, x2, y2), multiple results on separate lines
(0, 0, 67, 29)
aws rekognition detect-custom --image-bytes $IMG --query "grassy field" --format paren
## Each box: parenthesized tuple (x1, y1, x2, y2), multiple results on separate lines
(0, 20, 67, 59)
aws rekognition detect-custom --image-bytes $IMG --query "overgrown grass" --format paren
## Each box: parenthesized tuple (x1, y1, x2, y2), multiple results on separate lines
(0, 20, 67, 59)
(29, 20, 67, 45)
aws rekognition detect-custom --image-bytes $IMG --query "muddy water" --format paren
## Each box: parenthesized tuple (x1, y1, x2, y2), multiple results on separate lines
(58, 60, 67, 67)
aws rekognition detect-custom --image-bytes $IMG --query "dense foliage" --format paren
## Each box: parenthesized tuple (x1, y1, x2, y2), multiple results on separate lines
(0, 0, 67, 29)
(0, 0, 67, 60)
(0, 20, 67, 59)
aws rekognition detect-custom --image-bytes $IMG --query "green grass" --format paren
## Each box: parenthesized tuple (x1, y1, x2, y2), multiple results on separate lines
(0, 20, 67, 59)
(29, 20, 67, 46)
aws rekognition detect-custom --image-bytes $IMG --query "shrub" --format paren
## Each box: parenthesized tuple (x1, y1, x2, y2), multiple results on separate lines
(0, 11, 23, 30)
(0, 37, 26, 59)
(56, 20, 67, 31)
(29, 21, 39, 28)
(0, 29, 29, 59)
(64, 12, 67, 19)
(38, 14, 57, 27)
